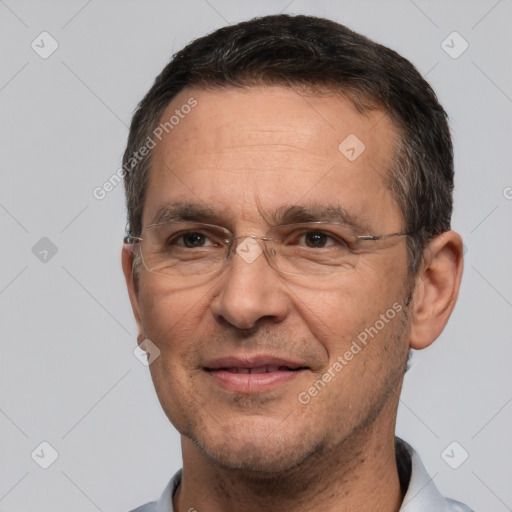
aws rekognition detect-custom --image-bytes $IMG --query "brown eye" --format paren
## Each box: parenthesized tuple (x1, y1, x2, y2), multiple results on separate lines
(299, 231, 348, 249)
(304, 232, 328, 248)
(181, 232, 208, 248)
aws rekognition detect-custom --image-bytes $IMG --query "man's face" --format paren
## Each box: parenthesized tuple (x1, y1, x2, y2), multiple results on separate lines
(125, 86, 413, 473)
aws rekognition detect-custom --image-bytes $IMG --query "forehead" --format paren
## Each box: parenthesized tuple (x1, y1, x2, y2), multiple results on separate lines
(145, 85, 401, 229)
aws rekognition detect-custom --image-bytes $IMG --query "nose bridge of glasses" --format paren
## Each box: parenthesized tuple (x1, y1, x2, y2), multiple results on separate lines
(232, 233, 273, 244)
(228, 233, 277, 266)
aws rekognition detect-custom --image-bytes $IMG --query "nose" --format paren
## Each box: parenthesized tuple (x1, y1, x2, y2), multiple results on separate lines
(210, 238, 290, 330)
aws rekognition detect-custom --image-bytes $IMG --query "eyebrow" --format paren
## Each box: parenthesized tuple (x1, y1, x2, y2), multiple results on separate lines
(149, 201, 372, 233)
(150, 202, 225, 226)
(270, 203, 372, 232)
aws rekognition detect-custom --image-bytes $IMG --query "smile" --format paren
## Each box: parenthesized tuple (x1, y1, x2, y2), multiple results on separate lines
(204, 357, 309, 393)
(218, 365, 304, 374)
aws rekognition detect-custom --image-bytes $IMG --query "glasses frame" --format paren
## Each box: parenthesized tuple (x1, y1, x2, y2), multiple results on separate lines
(123, 221, 414, 277)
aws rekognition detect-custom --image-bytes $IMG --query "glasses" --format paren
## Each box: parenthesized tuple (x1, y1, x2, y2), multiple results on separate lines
(124, 221, 412, 280)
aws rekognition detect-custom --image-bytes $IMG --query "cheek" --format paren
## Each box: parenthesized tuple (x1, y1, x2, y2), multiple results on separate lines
(137, 280, 207, 359)
(295, 258, 408, 355)
(138, 286, 210, 427)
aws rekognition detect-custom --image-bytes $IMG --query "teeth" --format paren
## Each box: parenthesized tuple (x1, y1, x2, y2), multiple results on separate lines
(250, 366, 267, 374)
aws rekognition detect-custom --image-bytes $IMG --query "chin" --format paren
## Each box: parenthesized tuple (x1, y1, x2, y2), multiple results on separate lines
(197, 439, 312, 475)
(186, 418, 325, 475)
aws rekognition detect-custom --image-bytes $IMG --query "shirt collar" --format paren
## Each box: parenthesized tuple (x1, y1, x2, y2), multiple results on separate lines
(154, 472, 180, 512)
(396, 438, 448, 511)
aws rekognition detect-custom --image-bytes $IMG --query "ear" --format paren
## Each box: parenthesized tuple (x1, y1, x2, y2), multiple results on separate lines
(409, 231, 464, 350)
(122, 245, 144, 341)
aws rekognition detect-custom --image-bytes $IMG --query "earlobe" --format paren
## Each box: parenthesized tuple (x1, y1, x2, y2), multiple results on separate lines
(409, 231, 464, 350)
(121, 245, 144, 338)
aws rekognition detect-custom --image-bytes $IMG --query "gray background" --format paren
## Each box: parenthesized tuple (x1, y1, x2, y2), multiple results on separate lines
(0, 0, 511, 510)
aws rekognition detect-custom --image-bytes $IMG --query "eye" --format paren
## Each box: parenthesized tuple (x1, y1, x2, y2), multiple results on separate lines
(303, 231, 331, 248)
(169, 231, 220, 249)
(295, 231, 349, 249)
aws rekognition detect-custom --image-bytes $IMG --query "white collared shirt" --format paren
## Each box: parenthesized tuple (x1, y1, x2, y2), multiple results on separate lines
(129, 438, 474, 512)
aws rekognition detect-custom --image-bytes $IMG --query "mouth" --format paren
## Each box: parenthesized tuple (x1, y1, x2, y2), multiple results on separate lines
(204, 356, 310, 393)
(210, 365, 307, 374)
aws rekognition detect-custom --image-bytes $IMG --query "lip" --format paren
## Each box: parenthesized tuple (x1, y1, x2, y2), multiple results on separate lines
(204, 355, 308, 370)
(204, 355, 310, 394)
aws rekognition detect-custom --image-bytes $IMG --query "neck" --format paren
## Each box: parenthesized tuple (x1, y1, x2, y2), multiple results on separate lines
(174, 419, 404, 512)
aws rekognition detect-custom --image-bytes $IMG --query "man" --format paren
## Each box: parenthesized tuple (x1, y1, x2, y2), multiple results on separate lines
(121, 14, 472, 512)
